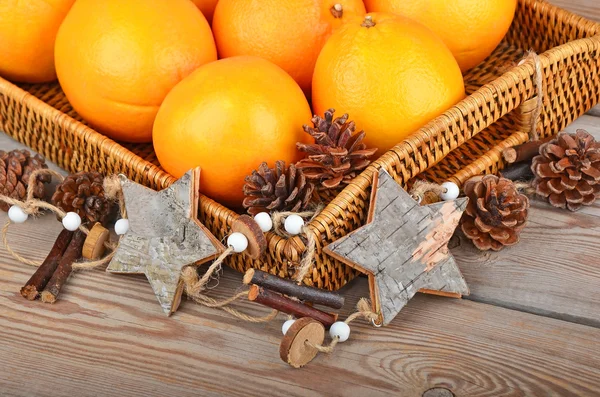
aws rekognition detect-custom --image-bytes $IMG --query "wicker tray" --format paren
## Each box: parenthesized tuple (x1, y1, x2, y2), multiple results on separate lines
(1, 0, 599, 291)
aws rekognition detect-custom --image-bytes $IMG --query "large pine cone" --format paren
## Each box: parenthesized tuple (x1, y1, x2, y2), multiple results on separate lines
(52, 171, 110, 225)
(243, 161, 315, 216)
(531, 129, 600, 211)
(0, 149, 50, 212)
(460, 175, 529, 251)
(296, 109, 377, 190)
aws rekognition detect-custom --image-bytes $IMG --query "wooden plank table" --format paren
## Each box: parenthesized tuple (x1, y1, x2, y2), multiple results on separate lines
(1, 1, 600, 396)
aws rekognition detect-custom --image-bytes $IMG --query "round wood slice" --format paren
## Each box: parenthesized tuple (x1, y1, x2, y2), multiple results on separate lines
(279, 317, 325, 368)
(231, 215, 267, 259)
(82, 223, 109, 260)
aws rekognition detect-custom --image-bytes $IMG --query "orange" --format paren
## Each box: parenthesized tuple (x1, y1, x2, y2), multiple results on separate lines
(212, 0, 366, 96)
(364, 0, 517, 72)
(153, 56, 312, 209)
(0, 0, 75, 83)
(312, 13, 465, 157)
(190, 0, 219, 24)
(54, 0, 217, 143)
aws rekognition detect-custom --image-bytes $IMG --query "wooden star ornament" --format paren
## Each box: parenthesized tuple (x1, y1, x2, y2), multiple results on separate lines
(106, 168, 225, 316)
(324, 169, 470, 326)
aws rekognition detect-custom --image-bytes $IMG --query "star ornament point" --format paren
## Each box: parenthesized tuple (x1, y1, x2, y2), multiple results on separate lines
(107, 168, 225, 316)
(324, 169, 470, 326)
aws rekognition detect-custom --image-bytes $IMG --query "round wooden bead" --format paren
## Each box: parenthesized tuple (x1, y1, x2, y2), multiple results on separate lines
(329, 321, 350, 342)
(62, 212, 81, 231)
(231, 215, 267, 259)
(254, 212, 273, 233)
(440, 182, 460, 201)
(282, 319, 295, 335)
(284, 214, 304, 235)
(114, 218, 130, 235)
(227, 232, 248, 253)
(280, 317, 325, 368)
(82, 222, 110, 260)
(8, 205, 28, 224)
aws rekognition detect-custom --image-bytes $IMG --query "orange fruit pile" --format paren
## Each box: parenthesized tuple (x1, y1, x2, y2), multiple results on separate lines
(212, 0, 366, 96)
(153, 56, 312, 208)
(54, 0, 217, 142)
(364, 0, 517, 72)
(312, 13, 465, 157)
(0, 0, 75, 83)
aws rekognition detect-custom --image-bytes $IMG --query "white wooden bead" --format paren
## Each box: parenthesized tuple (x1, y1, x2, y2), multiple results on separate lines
(8, 205, 28, 224)
(62, 212, 82, 231)
(329, 321, 350, 342)
(282, 319, 296, 335)
(284, 214, 304, 235)
(114, 218, 130, 235)
(440, 182, 460, 201)
(254, 212, 273, 233)
(227, 232, 248, 253)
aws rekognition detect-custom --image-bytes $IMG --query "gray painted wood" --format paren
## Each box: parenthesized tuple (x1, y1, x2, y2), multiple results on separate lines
(325, 169, 469, 326)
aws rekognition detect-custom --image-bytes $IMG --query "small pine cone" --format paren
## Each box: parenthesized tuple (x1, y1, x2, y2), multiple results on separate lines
(296, 109, 377, 190)
(0, 149, 51, 212)
(460, 174, 529, 251)
(243, 161, 315, 216)
(52, 171, 110, 225)
(531, 129, 600, 211)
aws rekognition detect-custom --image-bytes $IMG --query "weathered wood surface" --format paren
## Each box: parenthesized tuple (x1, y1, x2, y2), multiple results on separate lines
(454, 115, 600, 326)
(2, 213, 600, 397)
(325, 169, 470, 326)
(106, 169, 223, 316)
(549, 0, 600, 21)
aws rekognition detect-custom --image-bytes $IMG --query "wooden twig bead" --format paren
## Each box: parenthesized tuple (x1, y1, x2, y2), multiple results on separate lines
(114, 218, 129, 235)
(329, 321, 350, 342)
(82, 223, 110, 260)
(62, 212, 81, 231)
(227, 232, 248, 253)
(440, 182, 460, 201)
(284, 214, 304, 235)
(254, 212, 273, 233)
(280, 317, 325, 368)
(8, 205, 28, 224)
(282, 319, 295, 335)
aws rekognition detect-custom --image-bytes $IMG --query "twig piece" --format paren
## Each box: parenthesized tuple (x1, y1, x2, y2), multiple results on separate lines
(501, 136, 553, 164)
(40, 230, 86, 303)
(499, 161, 534, 181)
(248, 285, 338, 328)
(20, 229, 74, 300)
(244, 268, 344, 309)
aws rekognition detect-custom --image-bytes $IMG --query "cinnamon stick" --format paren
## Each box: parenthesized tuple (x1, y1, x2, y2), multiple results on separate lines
(243, 269, 345, 309)
(502, 136, 553, 164)
(499, 161, 534, 181)
(20, 229, 74, 300)
(40, 230, 85, 303)
(248, 285, 338, 328)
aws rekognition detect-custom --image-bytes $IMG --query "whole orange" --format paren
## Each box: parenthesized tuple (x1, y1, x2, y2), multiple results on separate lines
(0, 0, 75, 83)
(312, 13, 465, 157)
(363, 0, 517, 72)
(190, 0, 219, 24)
(54, 0, 217, 143)
(212, 0, 366, 96)
(153, 56, 312, 209)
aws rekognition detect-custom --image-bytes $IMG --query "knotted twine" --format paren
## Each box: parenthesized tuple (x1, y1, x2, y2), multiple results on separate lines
(0, 169, 123, 270)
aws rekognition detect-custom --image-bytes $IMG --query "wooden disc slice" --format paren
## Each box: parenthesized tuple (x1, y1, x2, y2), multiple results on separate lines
(231, 215, 267, 259)
(279, 317, 325, 368)
(82, 223, 109, 260)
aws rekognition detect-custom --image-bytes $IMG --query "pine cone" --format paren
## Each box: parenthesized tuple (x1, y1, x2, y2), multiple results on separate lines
(0, 149, 51, 212)
(460, 175, 529, 251)
(296, 109, 377, 190)
(243, 161, 315, 216)
(531, 129, 600, 211)
(51, 171, 110, 225)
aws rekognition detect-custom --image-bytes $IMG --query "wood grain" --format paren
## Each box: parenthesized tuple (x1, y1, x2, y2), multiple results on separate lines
(1, 213, 600, 397)
(549, 0, 600, 21)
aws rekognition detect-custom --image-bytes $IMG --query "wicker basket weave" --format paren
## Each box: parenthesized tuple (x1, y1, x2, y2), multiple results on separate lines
(1, 0, 599, 291)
